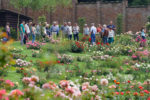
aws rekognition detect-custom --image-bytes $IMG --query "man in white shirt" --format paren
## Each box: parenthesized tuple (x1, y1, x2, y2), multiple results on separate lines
(73, 23, 80, 41)
(67, 22, 73, 40)
(90, 23, 97, 45)
(25, 22, 30, 35)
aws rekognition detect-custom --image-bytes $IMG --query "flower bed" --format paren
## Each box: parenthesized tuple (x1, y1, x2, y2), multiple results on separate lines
(26, 41, 41, 50)
(71, 41, 84, 53)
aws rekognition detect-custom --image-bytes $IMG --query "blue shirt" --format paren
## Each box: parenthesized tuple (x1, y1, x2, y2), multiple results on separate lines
(51, 25, 59, 33)
(141, 29, 145, 36)
(107, 25, 115, 29)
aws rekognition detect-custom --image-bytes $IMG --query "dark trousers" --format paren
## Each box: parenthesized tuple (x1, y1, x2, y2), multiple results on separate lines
(91, 33, 96, 45)
(23, 39, 27, 44)
(68, 34, 72, 40)
(103, 36, 108, 44)
(142, 36, 146, 40)
(73, 33, 79, 41)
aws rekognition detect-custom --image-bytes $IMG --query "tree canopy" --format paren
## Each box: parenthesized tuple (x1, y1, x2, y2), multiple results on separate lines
(78, 0, 150, 6)
(10, 0, 72, 12)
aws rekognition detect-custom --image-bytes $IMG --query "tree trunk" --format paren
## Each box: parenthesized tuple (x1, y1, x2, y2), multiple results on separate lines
(17, 14, 20, 40)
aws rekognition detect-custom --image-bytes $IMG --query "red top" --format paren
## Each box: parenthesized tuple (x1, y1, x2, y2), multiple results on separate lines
(97, 27, 101, 32)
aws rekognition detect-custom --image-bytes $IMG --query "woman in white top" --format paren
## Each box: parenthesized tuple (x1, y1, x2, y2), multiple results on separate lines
(32, 24, 36, 43)
(108, 28, 115, 44)
(83, 24, 89, 36)
(25, 22, 30, 34)
(67, 22, 73, 40)
(73, 23, 80, 41)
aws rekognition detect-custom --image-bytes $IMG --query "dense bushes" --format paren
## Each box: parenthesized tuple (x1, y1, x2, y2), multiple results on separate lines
(71, 41, 84, 53)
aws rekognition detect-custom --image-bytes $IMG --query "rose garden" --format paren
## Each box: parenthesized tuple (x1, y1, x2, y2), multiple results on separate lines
(1, 0, 150, 100)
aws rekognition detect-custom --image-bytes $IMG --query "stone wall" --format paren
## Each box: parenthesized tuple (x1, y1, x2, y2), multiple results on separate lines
(1, 0, 150, 32)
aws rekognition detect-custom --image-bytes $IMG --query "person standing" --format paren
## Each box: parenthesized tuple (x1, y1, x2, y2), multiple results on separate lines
(97, 24, 102, 38)
(20, 21, 25, 45)
(25, 22, 30, 42)
(32, 24, 36, 43)
(67, 22, 73, 40)
(83, 24, 89, 36)
(141, 27, 146, 40)
(36, 23, 41, 40)
(90, 23, 97, 45)
(51, 21, 59, 40)
(61, 22, 68, 39)
(73, 23, 80, 41)
(46, 24, 51, 37)
(107, 21, 116, 30)
(56, 21, 60, 37)
(6, 22, 11, 40)
(108, 27, 115, 44)
(29, 21, 33, 40)
(102, 25, 108, 44)
(25, 22, 30, 36)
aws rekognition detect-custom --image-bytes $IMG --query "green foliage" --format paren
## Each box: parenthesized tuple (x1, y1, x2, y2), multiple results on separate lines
(78, 17, 86, 33)
(10, 28, 17, 40)
(129, 0, 150, 6)
(147, 16, 150, 22)
(71, 41, 84, 53)
(38, 16, 46, 25)
(10, 0, 30, 11)
(116, 14, 123, 35)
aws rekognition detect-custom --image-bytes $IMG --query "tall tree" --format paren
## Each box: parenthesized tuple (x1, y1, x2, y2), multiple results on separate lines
(10, 0, 30, 40)
(42, 0, 72, 23)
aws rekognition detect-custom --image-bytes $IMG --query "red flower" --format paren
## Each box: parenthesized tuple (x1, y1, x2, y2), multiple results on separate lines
(133, 92, 138, 96)
(96, 42, 100, 45)
(144, 90, 149, 94)
(101, 43, 103, 46)
(120, 92, 124, 95)
(139, 86, 143, 90)
(88, 38, 91, 42)
(147, 97, 150, 100)
(115, 92, 119, 95)
(24, 73, 27, 76)
(106, 43, 109, 46)
(127, 80, 131, 83)
(57, 61, 60, 64)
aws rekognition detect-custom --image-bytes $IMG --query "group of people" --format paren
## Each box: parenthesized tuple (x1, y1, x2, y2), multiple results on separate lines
(83, 21, 116, 45)
(5, 20, 117, 45)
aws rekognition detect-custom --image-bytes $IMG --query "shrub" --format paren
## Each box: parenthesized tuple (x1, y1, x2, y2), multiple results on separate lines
(10, 28, 17, 40)
(9, 48, 23, 53)
(78, 17, 86, 33)
(116, 14, 123, 34)
(71, 41, 84, 53)
(12, 53, 27, 60)
(15, 59, 32, 67)
(100, 59, 122, 68)
(58, 54, 74, 64)
(26, 41, 41, 50)
(132, 50, 150, 62)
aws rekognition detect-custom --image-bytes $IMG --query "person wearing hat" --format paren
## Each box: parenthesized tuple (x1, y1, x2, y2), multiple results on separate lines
(83, 24, 89, 36)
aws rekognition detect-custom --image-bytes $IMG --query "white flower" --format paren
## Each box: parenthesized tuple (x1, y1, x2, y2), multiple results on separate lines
(100, 78, 109, 86)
